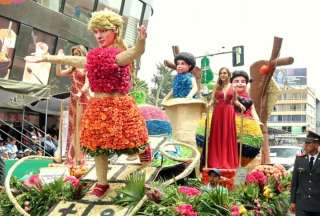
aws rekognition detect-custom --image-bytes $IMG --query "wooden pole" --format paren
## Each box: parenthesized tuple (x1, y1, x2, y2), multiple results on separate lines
(239, 112, 244, 167)
(74, 100, 82, 165)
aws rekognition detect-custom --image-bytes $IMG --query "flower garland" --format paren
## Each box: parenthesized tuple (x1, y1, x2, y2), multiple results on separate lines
(80, 96, 148, 156)
(146, 120, 172, 136)
(172, 73, 193, 98)
(86, 47, 131, 93)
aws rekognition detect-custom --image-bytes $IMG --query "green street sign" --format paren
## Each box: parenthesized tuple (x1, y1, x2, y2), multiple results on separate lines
(201, 56, 214, 84)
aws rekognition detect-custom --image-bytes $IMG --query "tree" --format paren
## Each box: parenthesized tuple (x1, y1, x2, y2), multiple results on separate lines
(130, 70, 150, 105)
(149, 63, 173, 106)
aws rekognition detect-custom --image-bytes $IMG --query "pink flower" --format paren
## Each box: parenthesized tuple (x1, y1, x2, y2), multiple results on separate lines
(175, 204, 198, 216)
(64, 176, 80, 188)
(245, 170, 267, 186)
(23, 174, 42, 190)
(231, 205, 240, 216)
(178, 186, 201, 197)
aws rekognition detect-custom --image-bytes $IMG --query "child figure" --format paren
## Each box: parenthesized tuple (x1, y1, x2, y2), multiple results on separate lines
(231, 70, 263, 166)
(163, 52, 198, 101)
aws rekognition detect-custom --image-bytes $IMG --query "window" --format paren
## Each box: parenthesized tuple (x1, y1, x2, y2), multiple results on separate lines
(64, 0, 95, 23)
(122, 0, 143, 46)
(0, 16, 19, 79)
(34, 0, 62, 12)
(96, 0, 122, 13)
(142, 3, 153, 27)
(11, 25, 57, 85)
(282, 126, 291, 132)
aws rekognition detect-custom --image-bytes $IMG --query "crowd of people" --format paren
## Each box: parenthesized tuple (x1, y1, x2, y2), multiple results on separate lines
(0, 125, 59, 160)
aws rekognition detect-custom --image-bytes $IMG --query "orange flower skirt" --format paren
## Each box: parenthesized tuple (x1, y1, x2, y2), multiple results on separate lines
(80, 95, 148, 156)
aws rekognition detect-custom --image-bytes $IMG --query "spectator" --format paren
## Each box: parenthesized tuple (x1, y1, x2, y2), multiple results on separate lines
(24, 148, 32, 157)
(16, 150, 24, 159)
(6, 137, 18, 159)
(43, 135, 57, 156)
(0, 135, 5, 186)
(0, 136, 7, 155)
(0, 154, 4, 186)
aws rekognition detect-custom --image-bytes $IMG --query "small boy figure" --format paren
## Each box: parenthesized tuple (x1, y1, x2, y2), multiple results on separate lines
(163, 52, 198, 101)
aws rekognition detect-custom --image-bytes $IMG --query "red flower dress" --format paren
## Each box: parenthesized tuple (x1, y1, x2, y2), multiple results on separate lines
(208, 87, 238, 169)
(66, 69, 88, 165)
(80, 47, 148, 156)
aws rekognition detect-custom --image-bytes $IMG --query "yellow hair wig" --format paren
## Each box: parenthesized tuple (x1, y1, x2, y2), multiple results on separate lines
(88, 10, 127, 50)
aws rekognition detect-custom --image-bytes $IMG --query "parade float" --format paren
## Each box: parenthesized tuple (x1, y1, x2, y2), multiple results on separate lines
(0, 7, 294, 213)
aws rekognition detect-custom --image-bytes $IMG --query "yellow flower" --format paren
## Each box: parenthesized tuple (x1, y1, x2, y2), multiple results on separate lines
(240, 205, 247, 215)
(263, 186, 272, 198)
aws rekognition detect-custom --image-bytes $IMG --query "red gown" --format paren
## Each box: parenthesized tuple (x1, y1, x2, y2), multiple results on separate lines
(66, 68, 88, 165)
(208, 87, 238, 169)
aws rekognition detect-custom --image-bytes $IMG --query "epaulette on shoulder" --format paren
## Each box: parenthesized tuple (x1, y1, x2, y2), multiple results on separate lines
(296, 152, 306, 157)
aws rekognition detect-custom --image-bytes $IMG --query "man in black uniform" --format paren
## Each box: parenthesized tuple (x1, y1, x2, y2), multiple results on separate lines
(290, 131, 320, 216)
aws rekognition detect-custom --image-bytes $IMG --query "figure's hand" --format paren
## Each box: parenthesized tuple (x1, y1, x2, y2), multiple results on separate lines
(290, 203, 296, 213)
(138, 25, 147, 40)
(236, 102, 246, 113)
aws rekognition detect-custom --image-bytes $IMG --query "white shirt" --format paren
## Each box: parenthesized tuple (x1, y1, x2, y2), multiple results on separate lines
(308, 153, 319, 165)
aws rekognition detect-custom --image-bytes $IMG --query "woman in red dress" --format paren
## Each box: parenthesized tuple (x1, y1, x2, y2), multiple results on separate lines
(55, 45, 88, 166)
(208, 67, 245, 169)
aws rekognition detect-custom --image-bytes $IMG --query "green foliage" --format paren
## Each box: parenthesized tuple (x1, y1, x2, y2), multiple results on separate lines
(195, 186, 231, 216)
(231, 183, 260, 204)
(113, 171, 146, 210)
(149, 63, 173, 106)
(138, 183, 231, 216)
(130, 77, 150, 104)
(0, 177, 90, 216)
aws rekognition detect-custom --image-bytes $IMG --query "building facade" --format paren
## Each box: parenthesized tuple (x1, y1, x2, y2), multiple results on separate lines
(0, 0, 153, 95)
(0, 0, 153, 127)
(268, 68, 317, 145)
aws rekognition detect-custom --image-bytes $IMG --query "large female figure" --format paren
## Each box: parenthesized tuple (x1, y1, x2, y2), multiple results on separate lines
(55, 45, 88, 166)
(208, 67, 244, 169)
(26, 10, 149, 199)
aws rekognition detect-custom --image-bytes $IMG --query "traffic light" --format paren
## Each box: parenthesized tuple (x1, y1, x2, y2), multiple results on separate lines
(232, 46, 244, 67)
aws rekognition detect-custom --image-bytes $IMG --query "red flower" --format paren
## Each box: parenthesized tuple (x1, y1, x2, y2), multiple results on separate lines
(64, 176, 80, 188)
(85, 47, 131, 94)
(178, 186, 201, 197)
(176, 204, 198, 216)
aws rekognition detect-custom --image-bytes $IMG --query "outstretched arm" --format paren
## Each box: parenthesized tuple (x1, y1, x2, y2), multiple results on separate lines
(25, 54, 86, 68)
(116, 25, 146, 66)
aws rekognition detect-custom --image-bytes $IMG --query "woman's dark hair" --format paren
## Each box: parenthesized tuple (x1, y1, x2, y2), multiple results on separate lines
(217, 67, 231, 89)
(230, 70, 251, 84)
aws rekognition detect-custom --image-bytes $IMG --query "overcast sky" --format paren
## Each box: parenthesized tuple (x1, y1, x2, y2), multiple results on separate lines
(138, 0, 320, 95)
